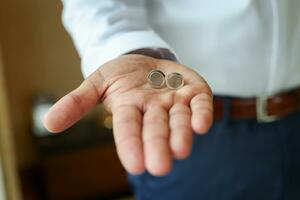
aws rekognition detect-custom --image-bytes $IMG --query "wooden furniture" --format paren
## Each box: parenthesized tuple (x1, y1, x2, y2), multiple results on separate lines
(18, 120, 132, 200)
(40, 144, 130, 200)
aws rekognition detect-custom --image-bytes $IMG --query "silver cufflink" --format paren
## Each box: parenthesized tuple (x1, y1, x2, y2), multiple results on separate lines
(166, 72, 184, 89)
(147, 70, 165, 89)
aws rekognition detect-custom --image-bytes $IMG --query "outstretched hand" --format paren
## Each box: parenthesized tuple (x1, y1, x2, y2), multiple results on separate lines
(43, 55, 213, 176)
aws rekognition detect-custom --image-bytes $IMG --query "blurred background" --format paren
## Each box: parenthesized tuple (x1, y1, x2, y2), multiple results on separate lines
(0, 1, 132, 200)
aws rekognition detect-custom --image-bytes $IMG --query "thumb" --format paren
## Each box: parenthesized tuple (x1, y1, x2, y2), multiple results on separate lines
(43, 73, 106, 133)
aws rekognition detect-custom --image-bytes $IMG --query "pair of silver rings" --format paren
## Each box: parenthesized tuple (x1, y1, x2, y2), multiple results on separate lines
(147, 70, 184, 89)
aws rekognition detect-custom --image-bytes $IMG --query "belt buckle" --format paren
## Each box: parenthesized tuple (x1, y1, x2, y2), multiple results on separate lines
(256, 96, 279, 123)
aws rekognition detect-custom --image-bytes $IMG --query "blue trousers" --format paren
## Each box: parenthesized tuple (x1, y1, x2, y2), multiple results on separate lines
(128, 102, 300, 200)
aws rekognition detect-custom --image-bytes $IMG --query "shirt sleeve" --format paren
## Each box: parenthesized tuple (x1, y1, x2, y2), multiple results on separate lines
(61, 0, 177, 78)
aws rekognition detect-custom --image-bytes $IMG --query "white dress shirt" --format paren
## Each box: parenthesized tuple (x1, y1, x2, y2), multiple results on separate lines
(62, 0, 300, 97)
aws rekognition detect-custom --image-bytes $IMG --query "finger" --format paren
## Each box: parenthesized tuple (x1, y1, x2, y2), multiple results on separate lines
(113, 105, 145, 174)
(169, 103, 193, 159)
(43, 78, 102, 133)
(143, 106, 171, 176)
(190, 93, 213, 134)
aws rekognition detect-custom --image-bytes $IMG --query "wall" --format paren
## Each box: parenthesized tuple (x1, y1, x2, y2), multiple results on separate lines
(0, 159, 6, 200)
(0, 0, 82, 168)
(0, 46, 22, 200)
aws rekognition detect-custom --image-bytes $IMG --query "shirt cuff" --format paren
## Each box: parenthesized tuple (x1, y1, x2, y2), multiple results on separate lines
(125, 48, 178, 62)
(81, 30, 177, 78)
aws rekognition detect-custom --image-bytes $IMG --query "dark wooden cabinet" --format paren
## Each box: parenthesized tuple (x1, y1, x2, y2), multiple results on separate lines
(40, 144, 130, 200)
(20, 129, 132, 200)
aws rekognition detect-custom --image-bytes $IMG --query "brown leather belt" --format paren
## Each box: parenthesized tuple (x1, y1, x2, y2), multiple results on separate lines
(213, 87, 300, 122)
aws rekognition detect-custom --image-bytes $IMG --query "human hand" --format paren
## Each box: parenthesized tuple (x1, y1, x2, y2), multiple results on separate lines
(43, 55, 213, 176)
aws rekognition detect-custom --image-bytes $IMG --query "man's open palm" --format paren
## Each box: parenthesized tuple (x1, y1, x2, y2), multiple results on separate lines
(43, 55, 213, 176)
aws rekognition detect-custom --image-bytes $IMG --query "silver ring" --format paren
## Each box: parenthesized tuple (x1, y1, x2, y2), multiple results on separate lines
(166, 72, 184, 89)
(147, 70, 165, 89)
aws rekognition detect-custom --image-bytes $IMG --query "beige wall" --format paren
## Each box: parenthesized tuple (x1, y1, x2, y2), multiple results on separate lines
(0, 159, 6, 200)
(0, 0, 83, 168)
(0, 47, 21, 200)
